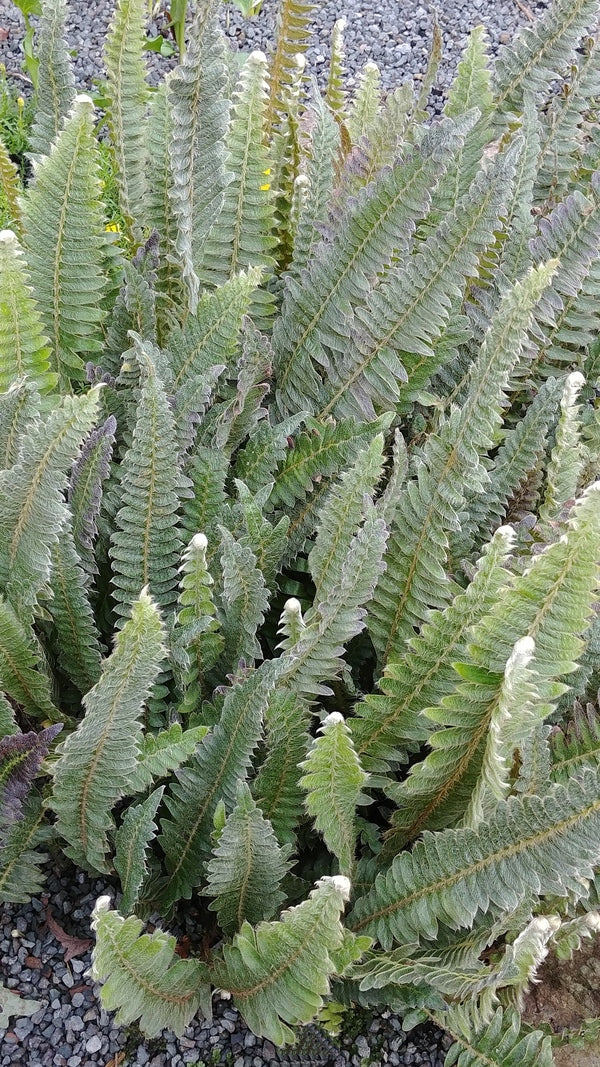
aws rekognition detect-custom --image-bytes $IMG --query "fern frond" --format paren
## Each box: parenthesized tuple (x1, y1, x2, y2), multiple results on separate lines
(455, 376, 562, 558)
(277, 437, 388, 698)
(265, 0, 314, 139)
(211, 323, 273, 454)
(0, 724, 61, 831)
(0, 230, 55, 395)
(103, 0, 149, 239)
(339, 82, 413, 198)
(169, 268, 261, 417)
(299, 712, 369, 877)
(181, 446, 228, 552)
(219, 527, 269, 669)
(0, 596, 58, 720)
(91, 897, 211, 1036)
(0, 380, 40, 469)
(48, 520, 103, 694)
(351, 525, 515, 771)
(29, 0, 75, 161)
(369, 263, 555, 665)
(347, 63, 381, 145)
(268, 414, 390, 514)
(200, 51, 277, 330)
(67, 415, 116, 582)
(325, 19, 347, 121)
(539, 370, 585, 527)
(213, 875, 351, 1046)
(274, 115, 475, 417)
(114, 788, 164, 914)
(349, 765, 600, 948)
(321, 137, 520, 421)
(234, 412, 304, 495)
(0, 139, 22, 235)
(0, 792, 53, 903)
(145, 78, 183, 333)
(492, 0, 599, 120)
(529, 185, 600, 375)
(439, 1004, 553, 1067)
(233, 479, 288, 594)
(287, 89, 339, 280)
(252, 689, 310, 846)
(550, 696, 600, 785)
(110, 336, 189, 624)
(159, 661, 281, 906)
(168, 0, 230, 315)
(49, 590, 166, 873)
(172, 533, 223, 714)
(0, 387, 101, 615)
(205, 781, 290, 935)
(129, 722, 208, 793)
(495, 96, 540, 287)
(22, 95, 108, 389)
(385, 481, 600, 848)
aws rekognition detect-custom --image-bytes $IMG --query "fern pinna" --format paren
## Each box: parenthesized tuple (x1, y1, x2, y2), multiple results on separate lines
(2, 0, 600, 1060)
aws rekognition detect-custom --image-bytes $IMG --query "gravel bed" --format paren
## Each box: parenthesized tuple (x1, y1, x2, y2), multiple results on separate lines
(0, 861, 452, 1067)
(0, 0, 551, 95)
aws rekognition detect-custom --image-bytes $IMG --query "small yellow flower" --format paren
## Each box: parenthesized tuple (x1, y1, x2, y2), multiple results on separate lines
(105, 222, 120, 233)
(263, 168, 271, 176)
(17, 97, 25, 109)
(260, 182, 270, 191)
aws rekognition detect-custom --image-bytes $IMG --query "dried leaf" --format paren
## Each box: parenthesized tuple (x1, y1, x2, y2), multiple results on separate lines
(0, 983, 39, 1027)
(45, 906, 92, 962)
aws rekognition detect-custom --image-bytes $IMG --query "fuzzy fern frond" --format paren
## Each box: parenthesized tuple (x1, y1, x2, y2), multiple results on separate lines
(0, 724, 62, 831)
(172, 533, 223, 714)
(168, 268, 260, 420)
(369, 262, 555, 665)
(252, 689, 310, 846)
(0, 380, 40, 470)
(114, 788, 164, 914)
(200, 51, 277, 329)
(110, 336, 189, 623)
(145, 80, 183, 332)
(0, 230, 55, 395)
(351, 525, 515, 771)
(0, 387, 101, 616)
(168, 0, 230, 315)
(539, 370, 585, 527)
(22, 95, 108, 389)
(0, 793, 53, 903)
(265, 0, 314, 139)
(439, 1004, 553, 1067)
(49, 590, 165, 873)
(29, 0, 75, 161)
(129, 723, 208, 793)
(279, 437, 388, 698)
(205, 781, 291, 935)
(0, 596, 58, 720)
(48, 520, 103, 694)
(91, 897, 211, 1037)
(323, 138, 519, 420)
(495, 96, 540, 287)
(550, 697, 600, 784)
(492, 0, 599, 120)
(325, 19, 347, 120)
(349, 765, 600, 948)
(529, 185, 600, 375)
(384, 481, 600, 848)
(67, 415, 116, 582)
(159, 661, 281, 907)
(103, 0, 149, 238)
(274, 115, 474, 417)
(219, 527, 269, 668)
(213, 875, 351, 1046)
(287, 88, 340, 280)
(347, 62, 381, 145)
(299, 712, 369, 877)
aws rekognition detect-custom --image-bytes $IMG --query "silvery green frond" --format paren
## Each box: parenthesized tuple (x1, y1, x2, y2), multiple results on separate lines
(0, 231, 55, 395)
(49, 590, 166, 872)
(114, 788, 164, 914)
(29, 0, 75, 161)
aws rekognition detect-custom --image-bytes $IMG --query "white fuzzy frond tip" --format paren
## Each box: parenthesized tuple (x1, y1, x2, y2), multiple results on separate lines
(322, 711, 345, 727)
(191, 533, 208, 552)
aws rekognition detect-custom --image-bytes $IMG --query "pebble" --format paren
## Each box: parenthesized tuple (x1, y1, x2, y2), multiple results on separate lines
(84, 1036, 102, 1054)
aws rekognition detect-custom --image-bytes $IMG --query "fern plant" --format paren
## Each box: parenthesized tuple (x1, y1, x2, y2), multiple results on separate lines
(3, 0, 600, 1061)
